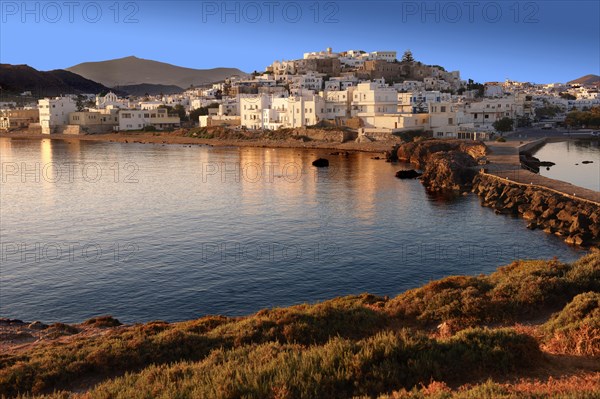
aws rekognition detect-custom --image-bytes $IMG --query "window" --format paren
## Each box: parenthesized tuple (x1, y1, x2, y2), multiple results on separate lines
(484, 114, 489, 119)
(440, 106, 446, 112)
(448, 118, 453, 125)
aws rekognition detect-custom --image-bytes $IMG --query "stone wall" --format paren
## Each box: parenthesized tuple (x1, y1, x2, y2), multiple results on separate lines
(473, 173, 600, 248)
(294, 128, 357, 143)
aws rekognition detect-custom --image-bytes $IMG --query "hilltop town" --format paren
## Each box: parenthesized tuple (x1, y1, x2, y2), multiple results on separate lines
(1, 48, 599, 139)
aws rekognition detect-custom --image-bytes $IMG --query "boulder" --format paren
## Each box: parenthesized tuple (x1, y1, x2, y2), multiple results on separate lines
(565, 235, 584, 246)
(395, 169, 422, 179)
(556, 209, 575, 223)
(312, 158, 329, 167)
(569, 214, 590, 234)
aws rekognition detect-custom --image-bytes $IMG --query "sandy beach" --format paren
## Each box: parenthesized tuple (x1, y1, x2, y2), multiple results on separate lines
(0, 130, 400, 154)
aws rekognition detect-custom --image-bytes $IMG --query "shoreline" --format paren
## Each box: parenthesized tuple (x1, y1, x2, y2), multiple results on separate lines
(0, 130, 397, 154)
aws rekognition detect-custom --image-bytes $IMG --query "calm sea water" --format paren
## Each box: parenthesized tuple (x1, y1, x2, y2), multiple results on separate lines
(0, 137, 585, 323)
(534, 140, 600, 192)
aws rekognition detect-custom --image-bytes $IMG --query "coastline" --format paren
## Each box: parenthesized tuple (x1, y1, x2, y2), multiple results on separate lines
(0, 130, 397, 154)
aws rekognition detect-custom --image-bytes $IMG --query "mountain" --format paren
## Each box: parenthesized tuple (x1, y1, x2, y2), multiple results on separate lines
(567, 74, 600, 86)
(115, 83, 184, 97)
(0, 64, 112, 96)
(66, 56, 246, 88)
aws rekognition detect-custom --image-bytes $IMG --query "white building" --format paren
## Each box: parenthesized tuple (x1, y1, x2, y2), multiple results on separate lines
(429, 94, 532, 138)
(369, 51, 397, 62)
(117, 109, 180, 131)
(96, 92, 129, 109)
(322, 90, 351, 120)
(240, 93, 325, 130)
(351, 82, 398, 116)
(240, 94, 271, 130)
(38, 96, 78, 134)
(139, 101, 165, 110)
(291, 72, 324, 91)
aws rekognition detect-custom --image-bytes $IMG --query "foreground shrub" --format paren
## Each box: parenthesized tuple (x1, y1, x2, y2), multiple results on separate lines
(70, 328, 540, 399)
(386, 253, 600, 327)
(542, 292, 600, 356)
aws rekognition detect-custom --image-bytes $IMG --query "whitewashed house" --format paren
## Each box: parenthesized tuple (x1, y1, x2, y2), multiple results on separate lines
(38, 96, 78, 134)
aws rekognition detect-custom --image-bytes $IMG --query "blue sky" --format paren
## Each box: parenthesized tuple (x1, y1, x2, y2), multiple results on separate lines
(1, 0, 598, 83)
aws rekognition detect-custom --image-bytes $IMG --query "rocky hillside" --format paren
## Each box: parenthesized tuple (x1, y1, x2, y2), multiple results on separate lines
(568, 74, 600, 86)
(0, 64, 111, 96)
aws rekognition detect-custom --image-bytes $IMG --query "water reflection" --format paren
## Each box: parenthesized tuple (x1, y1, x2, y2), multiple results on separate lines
(534, 140, 600, 191)
(0, 137, 585, 323)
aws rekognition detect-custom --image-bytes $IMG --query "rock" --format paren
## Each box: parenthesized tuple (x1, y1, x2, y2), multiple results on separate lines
(420, 151, 478, 192)
(0, 318, 25, 326)
(556, 209, 574, 223)
(565, 235, 584, 246)
(541, 208, 557, 219)
(395, 169, 422, 179)
(523, 210, 539, 221)
(356, 135, 373, 143)
(590, 223, 600, 239)
(28, 321, 48, 330)
(569, 214, 590, 234)
(312, 158, 329, 167)
(526, 222, 538, 230)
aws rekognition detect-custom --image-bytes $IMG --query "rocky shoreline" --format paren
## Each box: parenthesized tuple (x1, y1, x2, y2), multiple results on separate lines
(394, 139, 488, 192)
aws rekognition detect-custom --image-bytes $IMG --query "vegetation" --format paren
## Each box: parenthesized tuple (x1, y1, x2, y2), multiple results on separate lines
(1, 253, 598, 398)
(565, 106, 600, 128)
(535, 104, 562, 120)
(188, 102, 220, 122)
(392, 130, 430, 142)
(465, 80, 484, 97)
(158, 104, 187, 121)
(401, 50, 415, 63)
(559, 92, 577, 100)
(492, 117, 514, 133)
(542, 292, 600, 356)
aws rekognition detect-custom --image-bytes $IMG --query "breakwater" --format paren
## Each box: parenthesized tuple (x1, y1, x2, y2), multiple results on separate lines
(473, 173, 599, 248)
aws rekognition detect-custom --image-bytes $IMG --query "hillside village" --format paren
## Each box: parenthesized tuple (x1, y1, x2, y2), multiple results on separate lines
(1, 49, 599, 138)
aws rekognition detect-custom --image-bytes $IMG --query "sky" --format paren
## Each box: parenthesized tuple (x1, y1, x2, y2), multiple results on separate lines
(1, 0, 599, 83)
